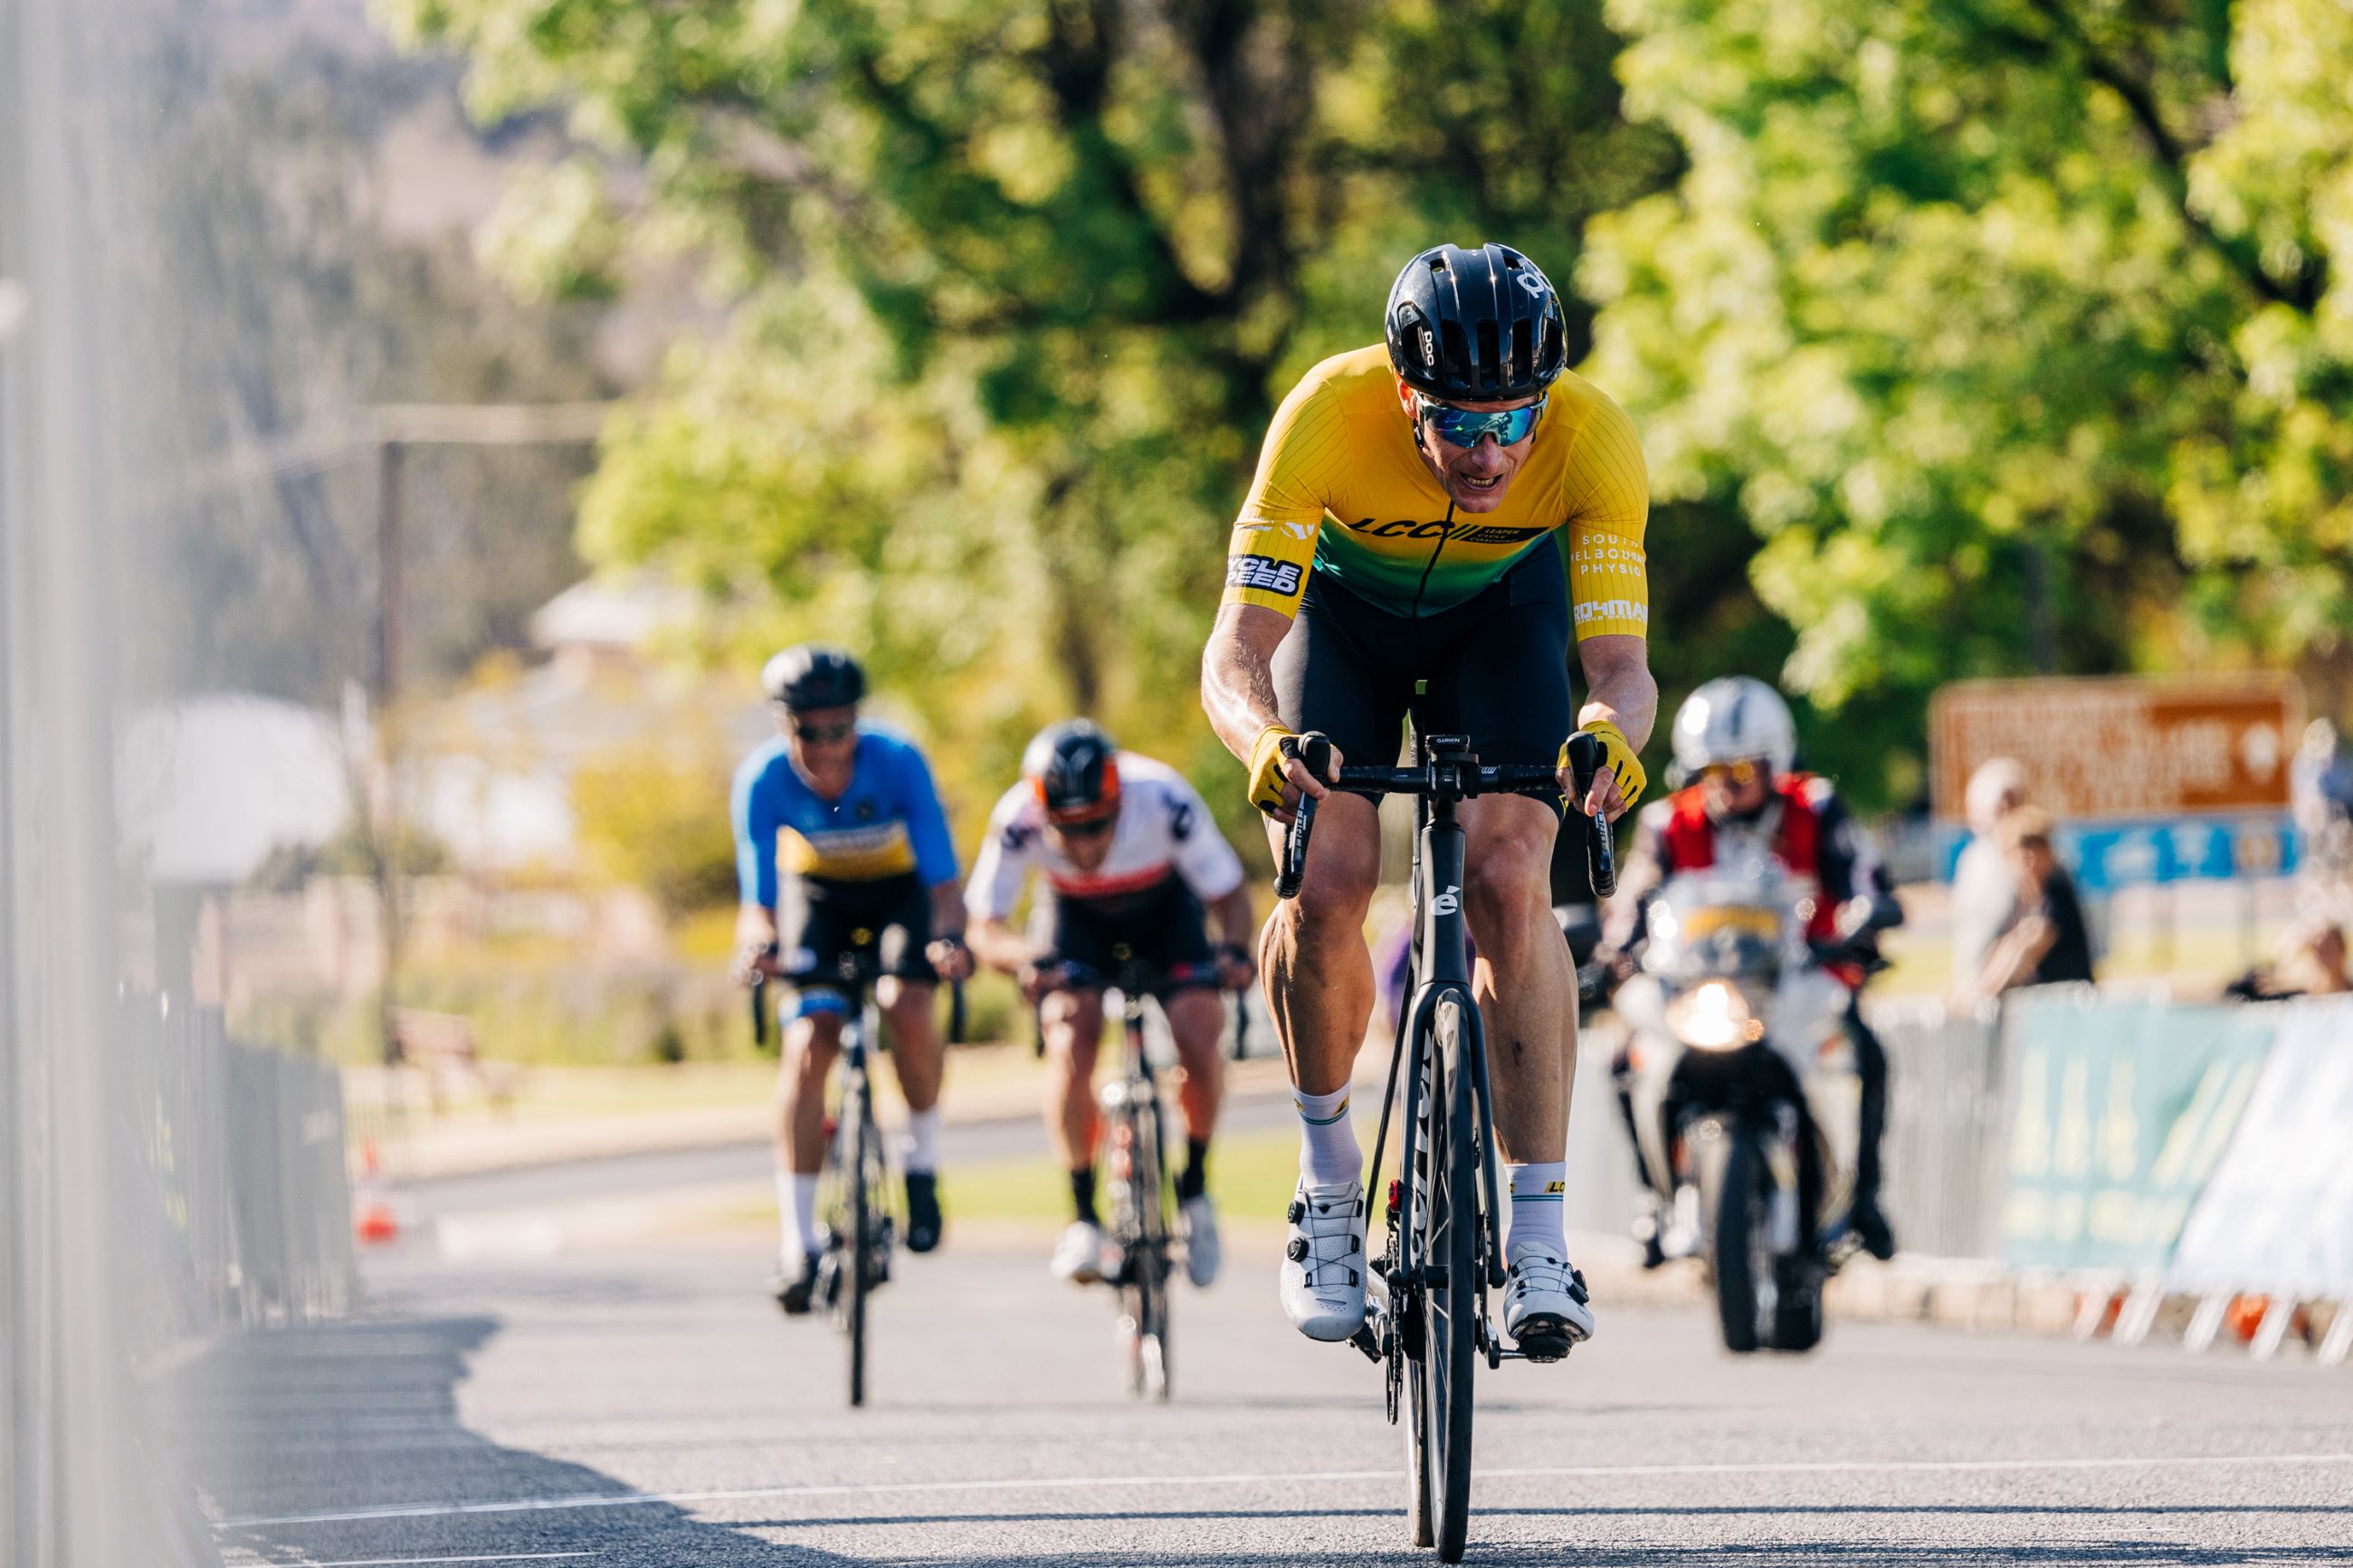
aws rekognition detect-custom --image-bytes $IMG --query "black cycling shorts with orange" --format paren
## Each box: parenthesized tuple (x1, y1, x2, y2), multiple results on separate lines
(1032, 875, 1218, 994)
(1272, 532, 1573, 778)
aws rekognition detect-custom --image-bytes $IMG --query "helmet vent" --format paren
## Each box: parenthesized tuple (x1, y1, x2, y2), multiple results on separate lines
(1511, 318, 1533, 387)
(1439, 319, 1472, 387)
(1475, 319, 1500, 392)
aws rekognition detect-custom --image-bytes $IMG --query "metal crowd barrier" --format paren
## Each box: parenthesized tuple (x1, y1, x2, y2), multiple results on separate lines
(1871, 995, 2012, 1260)
(121, 994, 357, 1345)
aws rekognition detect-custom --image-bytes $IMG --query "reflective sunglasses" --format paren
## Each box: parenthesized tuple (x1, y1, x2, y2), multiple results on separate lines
(793, 719, 856, 745)
(1415, 392, 1546, 449)
(1700, 758, 1767, 788)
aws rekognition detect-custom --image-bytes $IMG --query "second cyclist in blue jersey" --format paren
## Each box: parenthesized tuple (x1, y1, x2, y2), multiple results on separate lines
(732, 644, 975, 1313)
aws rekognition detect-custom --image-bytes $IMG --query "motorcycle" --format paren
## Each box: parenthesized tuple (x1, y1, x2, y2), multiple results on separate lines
(1608, 865, 1867, 1354)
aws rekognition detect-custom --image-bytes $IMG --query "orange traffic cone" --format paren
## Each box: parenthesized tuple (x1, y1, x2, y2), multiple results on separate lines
(354, 1138, 398, 1244)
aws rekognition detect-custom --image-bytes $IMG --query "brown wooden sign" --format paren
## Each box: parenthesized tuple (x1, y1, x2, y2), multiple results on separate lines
(1929, 674, 2302, 822)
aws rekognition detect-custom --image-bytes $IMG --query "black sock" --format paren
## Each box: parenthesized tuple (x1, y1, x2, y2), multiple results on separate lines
(1176, 1137, 1211, 1202)
(1069, 1167, 1099, 1225)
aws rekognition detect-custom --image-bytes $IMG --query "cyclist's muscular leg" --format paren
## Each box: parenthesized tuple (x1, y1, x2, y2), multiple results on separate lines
(1259, 789, 1381, 1096)
(1041, 987, 1107, 1168)
(876, 979, 943, 1114)
(1460, 793, 1574, 1162)
(777, 1010, 847, 1175)
(1162, 987, 1226, 1141)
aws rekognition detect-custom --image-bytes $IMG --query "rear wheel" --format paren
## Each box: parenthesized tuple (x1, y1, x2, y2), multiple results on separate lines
(1423, 995, 1478, 1563)
(1710, 1128, 1776, 1354)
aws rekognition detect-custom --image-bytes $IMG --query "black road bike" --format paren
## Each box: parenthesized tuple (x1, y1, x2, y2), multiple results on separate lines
(1279, 730, 1615, 1563)
(1042, 954, 1248, 1401)
(752, 936, 963, 1410)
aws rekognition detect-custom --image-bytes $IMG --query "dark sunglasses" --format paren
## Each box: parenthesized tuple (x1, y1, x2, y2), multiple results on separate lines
(793, 719, 856, 745)
(1050, 815, 1116, 839)
(1415, 392, 1546, 449)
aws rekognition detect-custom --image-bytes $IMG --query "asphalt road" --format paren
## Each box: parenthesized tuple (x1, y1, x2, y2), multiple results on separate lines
(183, 1240, 2353, 1566)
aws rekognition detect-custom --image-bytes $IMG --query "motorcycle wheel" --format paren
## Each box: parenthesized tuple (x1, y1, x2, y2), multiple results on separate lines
(1711, 1128, 1776, 1354)
(1771, 1254, 1824, 1353)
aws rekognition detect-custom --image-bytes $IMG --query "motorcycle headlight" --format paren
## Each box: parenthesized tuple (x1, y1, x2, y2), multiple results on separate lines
(1665, 979, 1766, 1051)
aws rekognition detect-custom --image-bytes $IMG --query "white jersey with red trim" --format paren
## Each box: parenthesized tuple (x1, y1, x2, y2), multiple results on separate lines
(966, 753, 1245, 921)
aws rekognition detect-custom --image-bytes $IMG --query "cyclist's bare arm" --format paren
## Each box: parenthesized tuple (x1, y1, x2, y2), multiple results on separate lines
(1575, 632, 1657, 819)
(1202, 603, 1332, 822)
(967, 914, 1035, 975)
(924, 880, 974, 981)
(734, 902, 779, 982)
(1206, 882, 1256, 950)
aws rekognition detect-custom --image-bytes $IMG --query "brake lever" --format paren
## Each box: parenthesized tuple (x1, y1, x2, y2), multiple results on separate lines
(1565, 732, 1619, 899)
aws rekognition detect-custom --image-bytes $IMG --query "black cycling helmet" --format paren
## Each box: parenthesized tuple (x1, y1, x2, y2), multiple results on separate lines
(1023, 719, 1122, 824)
(762, 642, 866, 711)
(1384, 242, 1567, 403)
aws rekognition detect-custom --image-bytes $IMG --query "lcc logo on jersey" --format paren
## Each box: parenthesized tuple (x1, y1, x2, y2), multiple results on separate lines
(1226, 554, 1302, 596)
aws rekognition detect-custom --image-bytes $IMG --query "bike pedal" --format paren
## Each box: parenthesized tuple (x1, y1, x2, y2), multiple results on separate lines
(1348, 1324, 1383, 1364)
(1515, 1331, 1575, 1364)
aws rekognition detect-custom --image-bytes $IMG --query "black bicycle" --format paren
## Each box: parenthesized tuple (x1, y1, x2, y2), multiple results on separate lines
(1279, 729, 1615, 1563)
(1041, 952, 1247, 1401)
(751, 938, 964, 1410)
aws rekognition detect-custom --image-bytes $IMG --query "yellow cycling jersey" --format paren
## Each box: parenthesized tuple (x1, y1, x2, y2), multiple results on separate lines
(1222, 345, 1649, 633)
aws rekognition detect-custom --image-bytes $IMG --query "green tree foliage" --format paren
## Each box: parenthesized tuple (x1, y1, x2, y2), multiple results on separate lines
(128, 47, 613, 708)
(376, 0, 1687, 832)
(1584, 0, 2353, 801)
(571, 729, 743, 917)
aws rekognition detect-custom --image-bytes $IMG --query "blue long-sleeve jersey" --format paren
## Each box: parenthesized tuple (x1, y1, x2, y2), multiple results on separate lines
(730, 727, 959, 907)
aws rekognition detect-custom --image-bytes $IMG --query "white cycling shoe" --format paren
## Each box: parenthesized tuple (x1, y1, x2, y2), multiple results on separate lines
(1051, 1220, 1118, 1285)
(1502, 1244, 1596, 1362)
(1280, 1178, 1368, 1341)
(1180, 1193, 1222, 1288)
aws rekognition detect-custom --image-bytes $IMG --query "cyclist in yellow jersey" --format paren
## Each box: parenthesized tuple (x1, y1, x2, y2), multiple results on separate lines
(1201, 242, 1657, 1352)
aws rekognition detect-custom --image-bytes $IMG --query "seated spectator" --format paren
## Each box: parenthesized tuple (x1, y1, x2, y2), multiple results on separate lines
(2224, 918, 2351, 1002)
(1977, 808, 2096, 995)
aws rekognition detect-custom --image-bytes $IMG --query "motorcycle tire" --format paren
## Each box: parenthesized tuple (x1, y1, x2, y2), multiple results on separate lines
(1711, 1128, 1774, 1354)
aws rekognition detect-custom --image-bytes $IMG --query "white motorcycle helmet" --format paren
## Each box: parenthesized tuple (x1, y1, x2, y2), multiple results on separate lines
(1672, 677, 1797, 780)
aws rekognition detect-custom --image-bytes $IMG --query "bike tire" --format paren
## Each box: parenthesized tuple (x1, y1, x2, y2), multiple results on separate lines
(846, 1088, 872, 1406)
(1132, 1098, 1172, 1402)
(1711, 1128, 1773, 1354)
(1424, 994, 1478, 1563)
(1403, 1030, 1435, 1549)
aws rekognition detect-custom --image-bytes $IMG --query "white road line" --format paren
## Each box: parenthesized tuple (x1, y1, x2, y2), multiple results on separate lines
(216, 1450, 2353, 1530)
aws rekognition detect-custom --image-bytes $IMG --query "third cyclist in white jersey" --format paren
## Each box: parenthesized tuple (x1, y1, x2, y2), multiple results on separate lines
(965, 722, 1258, 1288)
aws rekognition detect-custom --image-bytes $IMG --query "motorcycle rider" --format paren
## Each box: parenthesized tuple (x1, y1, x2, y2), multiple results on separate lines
(1595, 676, 1901, 1262)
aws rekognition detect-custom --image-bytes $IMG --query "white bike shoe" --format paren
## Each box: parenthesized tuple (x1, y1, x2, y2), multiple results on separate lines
(1280, 1179, 1368, 1341)
(1051, 1220, 1118, 1285)
(1502, 1244, 1596, 1361)
(1180, 1193, 1222, 1288)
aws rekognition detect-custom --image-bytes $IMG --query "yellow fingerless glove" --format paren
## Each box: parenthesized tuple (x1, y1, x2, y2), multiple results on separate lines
(1566, 718, 1647, 810)
(1247, 725, 1297, 817)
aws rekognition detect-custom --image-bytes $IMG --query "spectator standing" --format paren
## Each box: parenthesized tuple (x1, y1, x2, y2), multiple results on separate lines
(1951, 757, 2026, 990)
(1977, 808, 2095, 995)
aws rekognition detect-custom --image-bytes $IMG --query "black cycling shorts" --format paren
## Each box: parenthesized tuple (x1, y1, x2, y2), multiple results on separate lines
(781, 872, 936, 1017)
(1033, 874, 1218, 994)
(1272, 532, 1574, 775)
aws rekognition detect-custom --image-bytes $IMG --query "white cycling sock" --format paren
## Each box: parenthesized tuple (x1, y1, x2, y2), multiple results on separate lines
(902, 1107, 941, 1175)
(1294, 1084, 1360, 1188)
(1506, 1161, 1567, 1262)
(778, 1171, 822, 1261)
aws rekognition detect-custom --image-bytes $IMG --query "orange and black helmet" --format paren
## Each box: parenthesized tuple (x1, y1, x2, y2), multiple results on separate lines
(1023, 719, 1120, 825)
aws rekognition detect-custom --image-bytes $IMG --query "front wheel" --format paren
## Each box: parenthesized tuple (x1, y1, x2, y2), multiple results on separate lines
(1421, 995, 1479, 1563)
(845, 1090, 873, 1406)
(1119, 1097, 1173, 1402)
(1710, 1127, 1777, 1354)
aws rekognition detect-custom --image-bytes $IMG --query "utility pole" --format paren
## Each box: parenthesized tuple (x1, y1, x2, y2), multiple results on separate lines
(365, 404, 609, 1067)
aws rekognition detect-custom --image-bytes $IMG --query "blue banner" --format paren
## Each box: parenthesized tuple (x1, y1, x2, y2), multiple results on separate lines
(1939, 814, 2297, 890)
(2002, 994, 2278, 1274)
